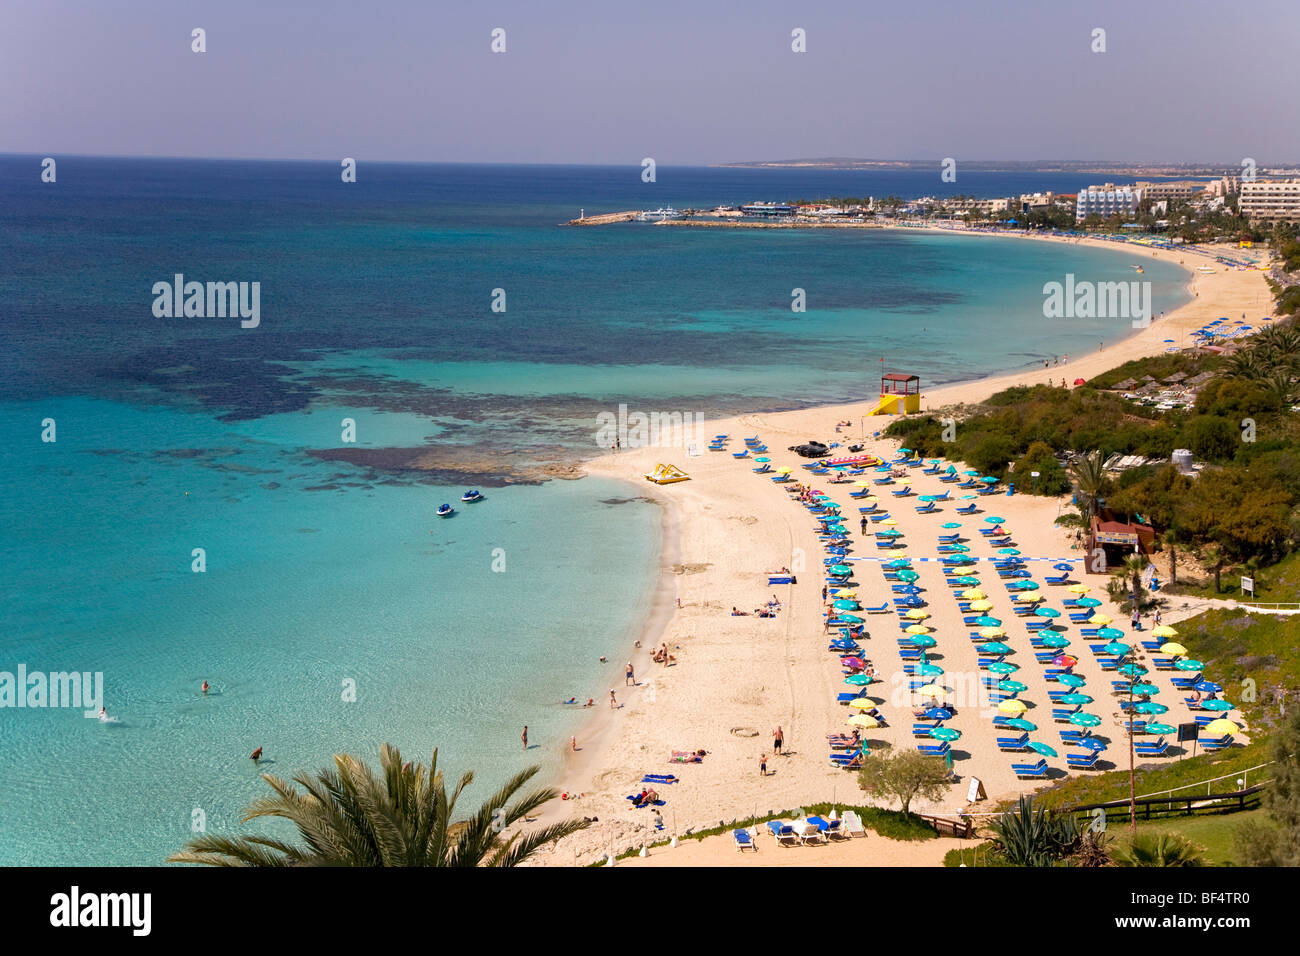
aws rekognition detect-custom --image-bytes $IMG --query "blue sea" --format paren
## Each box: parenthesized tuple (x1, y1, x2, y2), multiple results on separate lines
(0, 157, 1190, 864)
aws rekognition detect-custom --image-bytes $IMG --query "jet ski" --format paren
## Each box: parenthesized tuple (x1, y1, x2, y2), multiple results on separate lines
(461, 490, 484, 503)
(436, 503, 455, 517)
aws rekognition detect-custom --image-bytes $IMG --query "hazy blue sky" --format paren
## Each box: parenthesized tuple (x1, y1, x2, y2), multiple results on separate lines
(3, 0, 1297, 164)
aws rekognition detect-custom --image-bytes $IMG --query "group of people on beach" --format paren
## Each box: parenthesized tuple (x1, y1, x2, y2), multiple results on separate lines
(1042, 354, 1069, 368)
(732, 594, 782, 618)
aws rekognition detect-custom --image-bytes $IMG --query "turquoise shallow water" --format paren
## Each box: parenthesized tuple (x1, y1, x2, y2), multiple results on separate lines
(0, 158, 1191, 864)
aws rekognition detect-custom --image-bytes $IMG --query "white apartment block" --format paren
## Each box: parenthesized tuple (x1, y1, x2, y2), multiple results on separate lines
(1238, 179, 1300, 224)
(1076, 183, 1143, 221)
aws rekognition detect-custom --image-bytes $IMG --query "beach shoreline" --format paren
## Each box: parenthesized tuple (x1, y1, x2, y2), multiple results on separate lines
(522, 235, 1274, 867)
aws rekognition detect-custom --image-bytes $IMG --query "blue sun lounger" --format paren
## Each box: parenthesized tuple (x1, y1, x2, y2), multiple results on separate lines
(955, 503, 977, 515)
(641, 774, 678, 784)
(1067, 751, 1101, 769)
(998, 733, 1030, 751)
(734, 828, 757, 851)
(766, 821, 800, 846)
(1012, 759, 1049, 779)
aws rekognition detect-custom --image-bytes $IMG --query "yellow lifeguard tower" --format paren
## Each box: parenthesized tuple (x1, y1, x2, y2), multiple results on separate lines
(869, 372, 921, 415)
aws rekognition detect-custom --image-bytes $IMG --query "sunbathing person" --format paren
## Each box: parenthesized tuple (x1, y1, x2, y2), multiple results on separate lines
(732, 607, 748, 616)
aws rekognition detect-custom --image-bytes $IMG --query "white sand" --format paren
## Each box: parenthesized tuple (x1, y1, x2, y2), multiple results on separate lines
(522, 237, 1272, 867)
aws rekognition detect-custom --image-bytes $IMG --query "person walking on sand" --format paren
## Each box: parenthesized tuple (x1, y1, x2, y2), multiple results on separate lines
(759, 754, 767, 776)
(570, 735, 577, 752)
(626, 662, 635, 686)
(521, 726, 528, 751)
(773, 726, 784, 755)
(609, 689, 617, 709)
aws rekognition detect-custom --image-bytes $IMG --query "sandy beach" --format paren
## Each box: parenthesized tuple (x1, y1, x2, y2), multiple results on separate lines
(524, 235, 1273, 867)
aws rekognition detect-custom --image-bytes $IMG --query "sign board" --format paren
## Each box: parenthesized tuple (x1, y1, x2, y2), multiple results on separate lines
(966, 776, 987, 803)
(687, 444, 700, 457)
(1095, 531, 1139, 545)
(1242, 576, 1254, 597)
(1177, 722, 1199, 743)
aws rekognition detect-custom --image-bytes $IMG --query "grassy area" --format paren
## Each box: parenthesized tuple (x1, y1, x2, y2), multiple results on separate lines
(1032, 740, 1270, 812)
(591, 801, 936, 865)
(944, 809, 1264, 866)
(1167, 546, 1300, 602)
(1121, 808, 1265, 865)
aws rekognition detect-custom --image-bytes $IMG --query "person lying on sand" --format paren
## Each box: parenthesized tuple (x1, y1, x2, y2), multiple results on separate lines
(732, 607, 748, 616)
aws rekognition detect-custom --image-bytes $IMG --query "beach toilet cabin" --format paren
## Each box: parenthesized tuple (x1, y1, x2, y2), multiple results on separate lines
(871, 372, 921, 415)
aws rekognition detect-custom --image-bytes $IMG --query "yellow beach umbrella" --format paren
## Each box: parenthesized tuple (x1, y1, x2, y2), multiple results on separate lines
(897, 477, 911, 484)
(847, 698, 877, 710)
(979, 626, 1006, 639)
(1160, 642, 1188, 656)
(1204, 718, 1239, 736)
(834, 589, 858, 598)
(847, 713, 880, 729)
(916, 684, 946, 698)
(998, 699, 1028, 714)
(1089, 614, 1112, 626)
(776, 466, 792, 474)
(969, 600, 993, 611)
(1067, 584, 1091, 594)
(882, 519, 898, 526)
(905, 609, 930, 620)
(854, 480, 872, 487)
(1152, 625, 1178, 638)
(962, 588, 986, 600)
(905, 624, 931, 634)
(1013, 593, 1044, 603)
(865, 495, 879, 503)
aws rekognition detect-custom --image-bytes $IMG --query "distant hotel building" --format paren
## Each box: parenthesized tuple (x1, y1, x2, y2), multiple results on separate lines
(1133, 180, 1206, 200)
(740, 202, 795, 217)
(1238, 179, 1300, 224)
(1075, 184, 1143, 221)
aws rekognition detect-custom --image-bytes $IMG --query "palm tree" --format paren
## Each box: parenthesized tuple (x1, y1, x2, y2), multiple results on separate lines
(1111, 832, 1204, 867)
(1069, 451, 1107, 521)
(1202, 543, 1226, 593)
(167, 744, 590, 866)
(1119, 554, 1148, 608)
(1159, 529, 1179, 585)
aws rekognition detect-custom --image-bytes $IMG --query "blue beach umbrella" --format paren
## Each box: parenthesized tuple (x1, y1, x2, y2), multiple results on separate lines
(1060, 693, 1093, 705)
(1036, 607, 1061, 619)
(1040, 635, 1070, 649)
(1176, 659, 1205, 672)
(1201, 699, 1234, 712)
(844, 674, 874, 686)
(988, 661, 1018, 675)
(1009, 581, 1039, 591)
(946, 544, 970, 553)
(1104, 642, 1132, 657)
(833, 599, 858, 610)
(918, 663, 944, 677)
(978, 642, 1012, 655)
(1057, 674, 1087, 688)
(754, 456, 770, 463)
(1193, 681, 1222, 694)
(1078, 597, 1102, 607)
(1118, 663, 1148, 678)
(1096, 627, 1125, 641)
(1077, 737, 1108, 752)
(908, 635, 937, 649)
(997, 680, 1028, 694)
(1053, 563, 1075, 573)
(1028, 741, 1057, 758)
(953, 576, 981, 586)
(898, 571, 919, 583)
(923, 707, 954, 721)
(1069, 712, 1102, 728)
(974, 616, 1002, 627)
(837, 614, 864, 624)
(897, 585, 922, 594)
(1005, 717, 1036, 732)
(941, 522, 962, 529)
(998, 548, 1021, 555)
(1145, 722, 1176, 735)
(884, 558, 911, 569)
(981, 476, 999, 484)
(1134, 701, 1168, 715)
(985, 516, 1006, 524)
(829, 564, 853, 575)
(1130, 683, 1160, 696)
